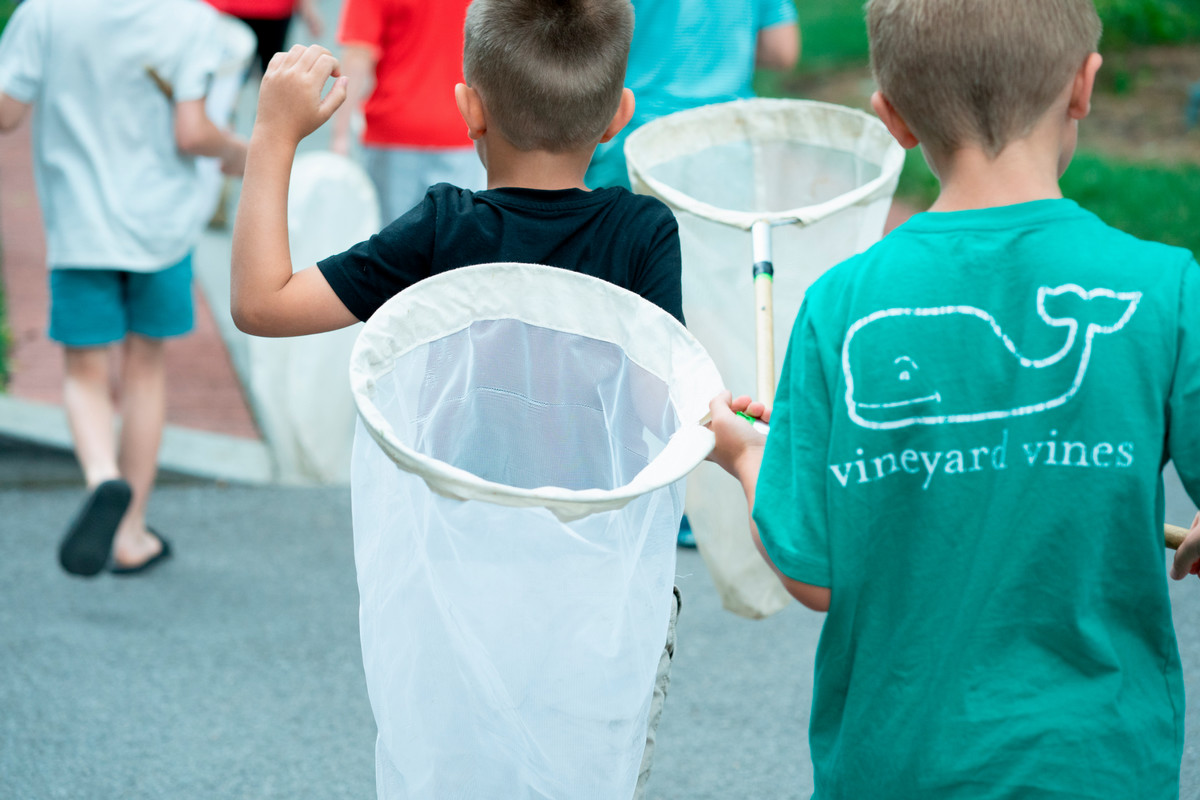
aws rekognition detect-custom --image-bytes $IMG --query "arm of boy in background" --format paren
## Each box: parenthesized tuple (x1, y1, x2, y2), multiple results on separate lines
(174, 99, 248, 176)
(231, 44, 358, 338)
(296, 0, 325, 38)
(328, 44, 375, 156)
(755, 20, 800, 71)
(0, 93, 29, 132)
(708, 391, 831, 611)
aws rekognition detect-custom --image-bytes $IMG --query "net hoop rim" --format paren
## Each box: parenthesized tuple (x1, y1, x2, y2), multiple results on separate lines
(625, 98, 907, 230)
(349, 262, 725, 521)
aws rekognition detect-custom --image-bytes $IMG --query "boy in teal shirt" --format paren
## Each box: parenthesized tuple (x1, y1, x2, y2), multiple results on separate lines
(709, 0, 1200, 797)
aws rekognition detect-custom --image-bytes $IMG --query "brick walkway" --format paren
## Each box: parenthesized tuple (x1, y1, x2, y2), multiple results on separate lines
(0, 121, 260, 440)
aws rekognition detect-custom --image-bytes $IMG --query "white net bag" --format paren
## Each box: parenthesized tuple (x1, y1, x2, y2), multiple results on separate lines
(247, 152, 378, 482)
(349, 263, 724, 799)
(627, 98, 905, 619)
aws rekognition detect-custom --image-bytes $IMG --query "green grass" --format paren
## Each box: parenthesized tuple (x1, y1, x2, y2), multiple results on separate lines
(1061, 153, 1200, 258)
(893, 149, 1200, 260)
(0, 275, 9, 391)
(0, 0, 13, 389)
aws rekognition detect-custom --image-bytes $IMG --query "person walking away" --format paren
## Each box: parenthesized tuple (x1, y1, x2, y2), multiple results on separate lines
(0, 0, 248, 576)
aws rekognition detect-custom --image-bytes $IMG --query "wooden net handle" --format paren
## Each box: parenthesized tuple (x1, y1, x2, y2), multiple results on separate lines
(1166, 524, 1188, 550)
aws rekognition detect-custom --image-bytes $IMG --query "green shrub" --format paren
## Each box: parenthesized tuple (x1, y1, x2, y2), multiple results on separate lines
(895, 148, 940, 209)
(1095, 0, 1200, 51)
(778, 0, 1200, 76)
(790, 0, 871, 73)
(0, 1, 15, 34)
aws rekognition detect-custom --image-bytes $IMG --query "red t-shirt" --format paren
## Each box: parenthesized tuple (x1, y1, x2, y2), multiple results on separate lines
(204, 0, 294, 19)
(338, 0, 472, 148)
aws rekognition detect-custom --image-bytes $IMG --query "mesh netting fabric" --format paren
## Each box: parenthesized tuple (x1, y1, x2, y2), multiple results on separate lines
(350, 264, 723, 798)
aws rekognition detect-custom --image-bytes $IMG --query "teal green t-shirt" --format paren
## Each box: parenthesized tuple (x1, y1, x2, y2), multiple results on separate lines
(754, 200, 1200, 799)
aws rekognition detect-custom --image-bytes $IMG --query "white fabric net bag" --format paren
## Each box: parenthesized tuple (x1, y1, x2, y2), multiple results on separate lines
(349, 263, 724, 799)
(626, 98, 905, 619)
(247, 152, 377, 482)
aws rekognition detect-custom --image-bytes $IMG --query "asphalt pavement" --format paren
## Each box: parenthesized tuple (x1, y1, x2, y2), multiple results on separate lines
(3, 435, 1200, 799)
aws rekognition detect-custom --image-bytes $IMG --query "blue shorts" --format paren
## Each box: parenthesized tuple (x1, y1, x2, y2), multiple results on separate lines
(48, 254, 195, 347)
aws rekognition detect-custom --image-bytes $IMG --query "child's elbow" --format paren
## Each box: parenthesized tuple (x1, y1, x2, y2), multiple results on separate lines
(230, 297, 269, 336)
(175, 126, 205, 156)
(785, 580, 830, 612)
(799, 593, 831, 613)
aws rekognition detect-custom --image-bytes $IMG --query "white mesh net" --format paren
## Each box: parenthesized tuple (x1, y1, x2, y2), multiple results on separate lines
(349, 263, 723, 799)
(627, 99, 905, 619)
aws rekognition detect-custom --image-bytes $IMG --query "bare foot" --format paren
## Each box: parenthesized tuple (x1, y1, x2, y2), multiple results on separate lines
(111, 525, 164, 570)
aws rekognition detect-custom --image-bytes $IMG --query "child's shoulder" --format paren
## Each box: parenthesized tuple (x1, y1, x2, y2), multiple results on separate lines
(596, 186, 678, 228)
(823, 199, 1193, 287)
(474, 183, 678, 232)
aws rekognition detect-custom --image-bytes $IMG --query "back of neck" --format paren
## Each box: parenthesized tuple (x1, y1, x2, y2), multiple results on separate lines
(484, 140, 593, 191)
(928, 139, 1064, 213)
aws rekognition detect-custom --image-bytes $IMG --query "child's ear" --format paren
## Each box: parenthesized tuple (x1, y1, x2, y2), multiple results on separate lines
(599, 88, 635, 144)
(1068, 53, 1103, 121)
(870, 91, 919, 150)
(455, 83, 486, 140)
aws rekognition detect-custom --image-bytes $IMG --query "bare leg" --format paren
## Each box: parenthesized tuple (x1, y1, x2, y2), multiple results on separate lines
(58, 345, 135, 575)
(62, 345, 121, 486)
(111, 333, 167, 568)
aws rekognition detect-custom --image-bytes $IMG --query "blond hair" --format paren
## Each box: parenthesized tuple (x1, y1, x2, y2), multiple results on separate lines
(867, 0, 1102, 156)
(463, 0, 634, 152)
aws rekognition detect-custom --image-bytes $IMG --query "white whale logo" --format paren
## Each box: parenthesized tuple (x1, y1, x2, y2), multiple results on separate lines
(842, 285, 1142, 430)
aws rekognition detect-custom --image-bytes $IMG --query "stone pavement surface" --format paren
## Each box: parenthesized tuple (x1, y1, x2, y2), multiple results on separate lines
(4, 435, 1200, 800)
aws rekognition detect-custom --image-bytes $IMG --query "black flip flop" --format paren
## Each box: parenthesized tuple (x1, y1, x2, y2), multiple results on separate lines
(111, 529, 172, 576)
(58, 479, 133, 577)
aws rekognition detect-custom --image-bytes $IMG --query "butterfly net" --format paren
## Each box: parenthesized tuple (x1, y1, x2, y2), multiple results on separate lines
(349, 263, 723, 799)
(626, 98, 906, 618)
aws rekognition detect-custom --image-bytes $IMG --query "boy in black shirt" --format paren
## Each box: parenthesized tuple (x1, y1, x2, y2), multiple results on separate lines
(230, 0, 682, 334)
(230, 1, 684, 796)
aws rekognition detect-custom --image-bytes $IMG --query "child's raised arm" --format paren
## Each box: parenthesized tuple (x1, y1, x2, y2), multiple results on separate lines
(231, 44, 357, 337)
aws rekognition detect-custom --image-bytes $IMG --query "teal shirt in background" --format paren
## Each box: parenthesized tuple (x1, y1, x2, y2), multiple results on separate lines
(755, 200, 1200, 799)
(586, 0, 798, 189)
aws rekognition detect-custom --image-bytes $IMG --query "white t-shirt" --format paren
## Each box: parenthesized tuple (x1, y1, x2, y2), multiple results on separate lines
(0, 0, 223, 271)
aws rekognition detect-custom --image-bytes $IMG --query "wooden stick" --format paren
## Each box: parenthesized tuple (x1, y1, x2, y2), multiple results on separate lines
(1166, 524, 1188, 550)
(145, 66, 174, 101)
(751, 221, 776, 403)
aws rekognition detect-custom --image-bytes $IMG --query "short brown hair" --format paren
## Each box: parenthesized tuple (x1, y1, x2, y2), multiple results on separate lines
(867, 0, 1102, 156)
(463, 0, 634, 152)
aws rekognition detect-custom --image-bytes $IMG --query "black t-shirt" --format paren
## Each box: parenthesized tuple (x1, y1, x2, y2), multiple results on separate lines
(317, 183, 684, 324)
